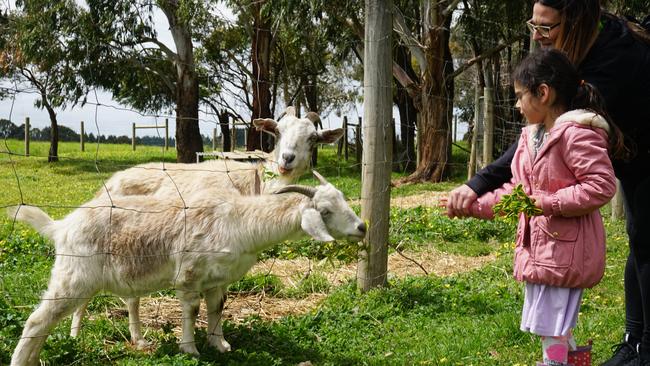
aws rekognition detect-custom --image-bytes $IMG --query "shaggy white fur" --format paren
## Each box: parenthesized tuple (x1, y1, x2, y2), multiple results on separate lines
(9, 172, 365, 365)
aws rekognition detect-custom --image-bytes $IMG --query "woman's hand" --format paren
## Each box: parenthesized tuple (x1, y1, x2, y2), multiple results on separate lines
(443, 184, 478, 218)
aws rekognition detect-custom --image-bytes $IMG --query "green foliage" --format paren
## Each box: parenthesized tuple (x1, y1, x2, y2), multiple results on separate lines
(229, 273, 284, 296)
(0, 141, 631, 365)
(493, 184, 543, 223)
(389, 206, 514, 256)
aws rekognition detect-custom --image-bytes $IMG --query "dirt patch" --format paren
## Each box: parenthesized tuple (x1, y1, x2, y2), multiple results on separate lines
(350, 191, 446, 209)
(129, 247, 495, 339)
(124, 191, 491, 343)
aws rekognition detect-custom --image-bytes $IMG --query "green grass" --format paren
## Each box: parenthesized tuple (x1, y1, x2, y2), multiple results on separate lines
(0, 139, 631, 365)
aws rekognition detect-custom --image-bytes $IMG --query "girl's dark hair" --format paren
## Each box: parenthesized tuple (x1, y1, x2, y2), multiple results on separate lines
(535, 0, 601, 65)
(513, 48, 626, 158)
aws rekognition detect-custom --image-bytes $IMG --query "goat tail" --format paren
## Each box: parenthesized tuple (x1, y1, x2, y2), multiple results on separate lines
(7, 205, 54, 237)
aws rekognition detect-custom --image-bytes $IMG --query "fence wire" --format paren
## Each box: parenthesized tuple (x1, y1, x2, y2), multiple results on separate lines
(0, 2, 532, 360)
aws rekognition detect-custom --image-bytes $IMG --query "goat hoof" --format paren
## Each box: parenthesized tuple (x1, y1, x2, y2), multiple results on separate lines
(134, 339, 152, 350)
(217, 340, 231, 353)
(179, 343, 200, 356)
(208, 337, 231, 352)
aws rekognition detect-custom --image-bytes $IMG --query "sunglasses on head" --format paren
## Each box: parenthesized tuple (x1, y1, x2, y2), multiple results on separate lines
(526, 20, 561, 38)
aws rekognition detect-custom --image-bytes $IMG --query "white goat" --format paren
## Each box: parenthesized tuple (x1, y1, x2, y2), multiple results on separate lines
(99, 107, 343, 198)
(69, 109, 344, 339)
(9, 171, 365, 366)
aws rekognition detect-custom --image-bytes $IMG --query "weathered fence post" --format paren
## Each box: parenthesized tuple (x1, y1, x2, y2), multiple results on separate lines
(344, 117, 349, 160)
(482, 85, 494, 166)
(356, 117, 362, 163)
(337, 116, 346, 159)
(24, 117, 30, 156)
(468, 85, 482, 179)
(164, 118, 169, 151)
(230, 119, 236, 151)
(132, 123, 136, 151)
(357, 0, 392, 292)
(80, 121, 85, 152)
(213, 128, 217, 151)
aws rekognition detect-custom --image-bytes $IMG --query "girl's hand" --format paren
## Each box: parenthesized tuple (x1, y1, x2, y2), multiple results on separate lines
(529, 195, 543, 210)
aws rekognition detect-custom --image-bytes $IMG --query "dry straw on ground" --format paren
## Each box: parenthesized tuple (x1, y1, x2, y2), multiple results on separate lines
(109, 191, 496, 340)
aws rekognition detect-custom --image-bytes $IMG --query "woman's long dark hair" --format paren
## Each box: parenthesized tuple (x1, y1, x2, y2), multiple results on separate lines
(535, 0, 601, 65)
(513, 48, 626, 158)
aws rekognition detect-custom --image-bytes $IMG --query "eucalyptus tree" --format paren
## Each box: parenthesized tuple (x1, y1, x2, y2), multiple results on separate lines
(0, 0, 86, 162)
(78, 0, 220, 163)
(218, 0, 280, 152)
(454, 0, 531, 158)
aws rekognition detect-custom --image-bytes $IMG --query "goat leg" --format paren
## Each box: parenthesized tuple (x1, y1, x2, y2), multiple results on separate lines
(205, 287, 231, 352)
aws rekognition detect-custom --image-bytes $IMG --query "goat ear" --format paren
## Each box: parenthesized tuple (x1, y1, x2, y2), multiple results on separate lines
(253, 118, 279, 136)
(285, 106, 296, 117)
(301, 208, 335, 242)
(316, 128, 344, 144)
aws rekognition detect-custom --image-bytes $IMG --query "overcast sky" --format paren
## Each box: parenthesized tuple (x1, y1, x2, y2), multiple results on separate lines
(0, 1, 465, 141)
(0, 0, 240, 138)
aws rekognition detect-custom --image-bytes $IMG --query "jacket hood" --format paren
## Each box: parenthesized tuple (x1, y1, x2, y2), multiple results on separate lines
(554, 109, 610, 134)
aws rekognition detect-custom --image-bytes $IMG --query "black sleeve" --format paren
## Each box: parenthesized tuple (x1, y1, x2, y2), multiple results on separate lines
(465, 142, 516, 197)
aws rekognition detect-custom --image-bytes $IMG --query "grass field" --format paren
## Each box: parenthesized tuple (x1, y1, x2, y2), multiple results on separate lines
(0, 140, 629, 365)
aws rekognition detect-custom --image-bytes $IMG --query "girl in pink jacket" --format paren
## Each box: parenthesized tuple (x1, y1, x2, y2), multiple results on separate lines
(457, 49, 626, 366)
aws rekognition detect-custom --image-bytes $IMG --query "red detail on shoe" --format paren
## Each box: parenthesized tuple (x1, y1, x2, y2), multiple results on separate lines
(568, 340, 593, 366)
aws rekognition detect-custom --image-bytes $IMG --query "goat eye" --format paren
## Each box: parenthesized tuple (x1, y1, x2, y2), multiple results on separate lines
(321, 209, 331, 217)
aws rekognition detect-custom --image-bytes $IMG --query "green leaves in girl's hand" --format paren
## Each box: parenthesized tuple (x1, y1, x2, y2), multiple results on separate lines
(492, 184, 543, 223)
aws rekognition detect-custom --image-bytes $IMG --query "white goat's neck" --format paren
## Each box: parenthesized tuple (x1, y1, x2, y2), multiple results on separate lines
(227, 193, 310, 254)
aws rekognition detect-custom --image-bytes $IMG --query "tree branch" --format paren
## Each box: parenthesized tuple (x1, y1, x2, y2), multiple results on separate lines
(448, 36, 523, 80)
(140, 36, 177, 60)
(392, 5, 427, 69)
(224, 49, 254, 79)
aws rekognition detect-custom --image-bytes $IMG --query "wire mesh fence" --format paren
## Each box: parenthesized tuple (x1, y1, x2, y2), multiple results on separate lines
(0, 1, 534, 362)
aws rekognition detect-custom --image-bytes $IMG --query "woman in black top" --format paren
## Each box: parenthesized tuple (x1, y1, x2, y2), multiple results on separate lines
(446, 1, 650, 365)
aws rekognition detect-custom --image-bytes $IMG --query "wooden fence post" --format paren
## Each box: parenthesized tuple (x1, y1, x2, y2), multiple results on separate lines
(344, 117, 349, 160)
(164, 118, 169, 151)
(132, 123, 136, 151)
(24, 117, 30, 156)
(230, 119, 236, 151)
(482, 86, 494, 165)
(356, 117, 362, 163)
(468, 85, 481, 179)
(337, 116, 345, 159)
(80, 121, 85, 152)
(213, 128, 217, 151)
(357, 0, 392, 292)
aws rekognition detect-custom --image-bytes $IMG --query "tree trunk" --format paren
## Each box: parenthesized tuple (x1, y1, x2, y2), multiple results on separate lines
(175, 67, 202, 162)
(218, 110, 232, 152)
(164, 5, 203, 163)
(44, 101, 58, 163)
(248, 2, 273, 152)
(394, 46, 417, 172)
(304, 73, 320, 167)
(403, 17, 453, 183)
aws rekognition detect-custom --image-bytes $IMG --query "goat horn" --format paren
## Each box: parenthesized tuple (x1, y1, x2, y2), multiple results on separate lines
(312, 170, 328, 186)
(275, 185, 316, 198)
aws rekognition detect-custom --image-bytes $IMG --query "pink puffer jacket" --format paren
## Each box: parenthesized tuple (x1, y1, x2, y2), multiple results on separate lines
(470, 110, 617, 288)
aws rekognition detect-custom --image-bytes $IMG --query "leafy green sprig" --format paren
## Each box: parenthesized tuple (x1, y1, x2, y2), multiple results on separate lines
(492, 184, 543, 223)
